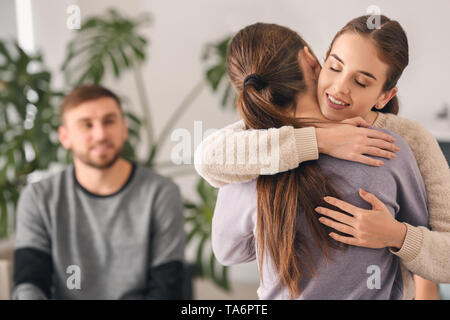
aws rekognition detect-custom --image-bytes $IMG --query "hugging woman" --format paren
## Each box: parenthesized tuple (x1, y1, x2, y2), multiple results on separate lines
(195, 17, 450, 299)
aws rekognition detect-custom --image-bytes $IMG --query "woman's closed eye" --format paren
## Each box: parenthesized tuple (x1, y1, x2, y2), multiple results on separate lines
(329, 66, 340, 72)
(329, 67, 367, 88)
(355, 79, 367, 88)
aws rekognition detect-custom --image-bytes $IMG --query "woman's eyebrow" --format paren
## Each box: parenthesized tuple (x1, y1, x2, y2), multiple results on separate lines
(330, 53, 344, 64)
(330, 53, 377, 81)
(358, 70, 377, 81)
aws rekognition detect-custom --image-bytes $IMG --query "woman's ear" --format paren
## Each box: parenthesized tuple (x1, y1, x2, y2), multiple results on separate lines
(376, 87, 398, 109)
(297, 47, 321, 94)
(301, 47, 321, 80)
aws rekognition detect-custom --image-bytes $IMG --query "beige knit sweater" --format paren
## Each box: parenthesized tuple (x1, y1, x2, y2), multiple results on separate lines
(194, 112, 450, 298)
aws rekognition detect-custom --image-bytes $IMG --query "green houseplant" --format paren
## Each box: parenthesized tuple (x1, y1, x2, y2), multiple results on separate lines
(0, 42, 62, 238)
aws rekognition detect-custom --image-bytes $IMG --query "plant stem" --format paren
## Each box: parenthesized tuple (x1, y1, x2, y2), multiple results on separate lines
(133, 63, 155, 154)
(155, 79, 206, 150)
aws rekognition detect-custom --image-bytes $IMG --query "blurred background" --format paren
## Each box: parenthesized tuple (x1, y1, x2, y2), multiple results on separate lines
(0, 0, 449, 300)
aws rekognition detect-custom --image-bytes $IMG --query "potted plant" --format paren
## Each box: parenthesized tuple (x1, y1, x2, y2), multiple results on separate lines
(0, 41, 62, 259)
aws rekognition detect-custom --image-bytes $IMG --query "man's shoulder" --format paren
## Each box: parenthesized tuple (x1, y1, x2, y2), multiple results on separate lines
(133, 163, 180, 193)
(22, 165, 72, 199)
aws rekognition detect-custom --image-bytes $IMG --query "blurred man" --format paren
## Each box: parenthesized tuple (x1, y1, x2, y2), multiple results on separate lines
(13, 84, 185, 299)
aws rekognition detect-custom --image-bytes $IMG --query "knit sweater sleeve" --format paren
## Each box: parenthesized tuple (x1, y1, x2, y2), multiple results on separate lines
(194, 120, 318, 188)
(377, 114, 450, 283)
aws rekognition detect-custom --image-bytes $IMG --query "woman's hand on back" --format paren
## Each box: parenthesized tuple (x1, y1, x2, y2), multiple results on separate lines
(315, 116, 400, 167)
(314, 188, 407, 249)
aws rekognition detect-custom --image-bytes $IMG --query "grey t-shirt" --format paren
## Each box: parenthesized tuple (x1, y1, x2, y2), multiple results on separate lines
(212, 128, 429, 299)
(13, 162, 185, 299)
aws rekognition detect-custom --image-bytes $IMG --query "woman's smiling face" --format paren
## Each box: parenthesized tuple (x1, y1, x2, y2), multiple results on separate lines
(317, 32, 396, 123)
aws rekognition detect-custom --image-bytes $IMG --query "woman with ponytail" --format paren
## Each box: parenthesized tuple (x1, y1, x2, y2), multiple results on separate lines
(210, 22, 430, 299)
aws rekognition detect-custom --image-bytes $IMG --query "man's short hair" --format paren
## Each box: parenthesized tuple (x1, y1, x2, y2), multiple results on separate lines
(60, 84, 123, 123)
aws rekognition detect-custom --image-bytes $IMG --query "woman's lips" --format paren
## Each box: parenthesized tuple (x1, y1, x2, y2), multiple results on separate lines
(326, 93, 350, 110)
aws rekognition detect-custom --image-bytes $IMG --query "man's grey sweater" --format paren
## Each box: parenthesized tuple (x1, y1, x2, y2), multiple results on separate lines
(13, 161, 185, 299)
(212, 129, 429, 299)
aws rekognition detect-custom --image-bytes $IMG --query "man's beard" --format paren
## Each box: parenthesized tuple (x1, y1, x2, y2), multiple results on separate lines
(73, 143, 124, 170)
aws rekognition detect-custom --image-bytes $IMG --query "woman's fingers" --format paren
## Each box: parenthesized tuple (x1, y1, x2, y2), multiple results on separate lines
(340, 116, 370, 128)
(318, 217, 356, 236)
(315, 206, 356, 227)
(359, 188, 386, 211)
(323, 196, 366, 216)
(367, 137, 400, 153)
(363, 146, 397, 160)
(353, 154, 384, 167)
(355, 130, 400, 166)
(329, 233, 364, 247)
(364, 128, 396, 143)
(319, 125, 399, 167)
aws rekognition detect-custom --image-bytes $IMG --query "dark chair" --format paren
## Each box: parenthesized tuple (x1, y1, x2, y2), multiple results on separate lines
(182, 262, 196, 300)
(438, 141, 450, 167)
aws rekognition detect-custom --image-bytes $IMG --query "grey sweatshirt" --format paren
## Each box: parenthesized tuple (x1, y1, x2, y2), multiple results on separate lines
(212, 128, 429, 299)
(13, 162, 185, 299)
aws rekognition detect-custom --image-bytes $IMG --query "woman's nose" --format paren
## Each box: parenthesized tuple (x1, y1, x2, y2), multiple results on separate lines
(334, 76, 350, 95)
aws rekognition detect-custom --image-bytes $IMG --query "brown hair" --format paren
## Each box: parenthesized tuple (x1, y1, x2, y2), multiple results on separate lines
(326, 15, 409, 115)
(60, 84, 123, 123)
(227, 23, 345, 298)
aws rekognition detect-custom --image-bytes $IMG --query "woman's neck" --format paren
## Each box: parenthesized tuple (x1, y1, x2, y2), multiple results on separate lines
(365, 110, 379, 126)
(293, 94, 326, 121)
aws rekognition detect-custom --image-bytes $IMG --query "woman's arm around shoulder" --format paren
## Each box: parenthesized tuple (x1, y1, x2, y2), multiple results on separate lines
(194, 120, 317, 187)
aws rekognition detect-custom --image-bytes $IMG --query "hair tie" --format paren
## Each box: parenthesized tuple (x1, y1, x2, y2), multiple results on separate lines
(244, 74, 266, 91)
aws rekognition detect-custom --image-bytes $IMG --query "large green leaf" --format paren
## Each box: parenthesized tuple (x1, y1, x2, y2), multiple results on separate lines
(61, 8, 151, 86)
(202, 35, 236, 109)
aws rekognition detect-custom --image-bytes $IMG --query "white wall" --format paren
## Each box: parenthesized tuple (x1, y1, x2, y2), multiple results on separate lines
(30, 0, 81, 88)
(0, 0, 17, 40)
(16, 0, 450, 285)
